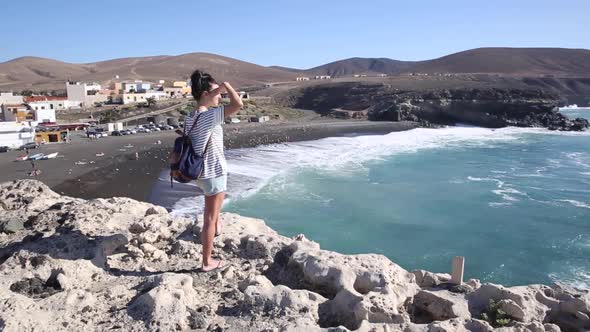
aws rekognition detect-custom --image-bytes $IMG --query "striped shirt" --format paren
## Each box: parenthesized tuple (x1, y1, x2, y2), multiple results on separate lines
(184, 106, 227, 179)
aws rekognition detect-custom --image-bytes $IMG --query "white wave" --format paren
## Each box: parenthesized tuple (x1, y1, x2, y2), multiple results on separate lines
(490, 170, 508, 174)
(489, 202, 512, 207)
(170, 125, 588, 215)
(466, 176, 505, 187)
(557, 199, 590, 209)
(549, 267, 590, 291)
(492, 188, 527, 202)
(564, 152, 590, 168)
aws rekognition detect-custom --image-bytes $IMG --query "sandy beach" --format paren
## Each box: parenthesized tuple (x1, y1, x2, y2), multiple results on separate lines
(0, 119, 419, 202)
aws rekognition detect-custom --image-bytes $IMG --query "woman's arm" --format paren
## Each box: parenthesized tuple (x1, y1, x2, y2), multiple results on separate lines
(222, 82, 244, 118)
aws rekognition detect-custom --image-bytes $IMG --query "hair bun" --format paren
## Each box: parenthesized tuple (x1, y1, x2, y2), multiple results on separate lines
(190, 69, 217, 101)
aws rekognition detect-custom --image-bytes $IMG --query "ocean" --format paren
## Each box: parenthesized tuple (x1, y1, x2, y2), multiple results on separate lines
(154, 108, 590, 288)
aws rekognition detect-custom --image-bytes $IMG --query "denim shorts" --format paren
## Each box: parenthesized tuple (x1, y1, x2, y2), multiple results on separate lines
(196, 175, 227, 196)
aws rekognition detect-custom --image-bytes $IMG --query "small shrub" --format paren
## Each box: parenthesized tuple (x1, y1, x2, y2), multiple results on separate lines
(480, 299, 511, 327)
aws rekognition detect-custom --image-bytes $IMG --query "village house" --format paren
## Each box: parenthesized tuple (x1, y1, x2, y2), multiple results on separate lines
(24, 96, 81, 111)
(34, 128, 68, 144)
(123, 81, 152, 93)
(221, 91, 249, 100)
(173, 81, 192, 95)
(2, 104, 31, 122)
(296, 77, 310, 81)
(163, 87, 184, 98)
(66, 81, 108, 107)
(0, 121, 35, 148)
(0, 92, 24, 106)
(314, 75, 331, 80)
(121, 91, 168, 104)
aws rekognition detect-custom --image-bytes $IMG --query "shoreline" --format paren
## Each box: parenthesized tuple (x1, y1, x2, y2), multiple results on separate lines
(3, 120, 419, 201)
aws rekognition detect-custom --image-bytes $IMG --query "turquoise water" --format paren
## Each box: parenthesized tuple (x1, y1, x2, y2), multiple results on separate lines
(169, 110, 590, 288)
(167, 110, 590, 288)
(561, 107, 590, 120)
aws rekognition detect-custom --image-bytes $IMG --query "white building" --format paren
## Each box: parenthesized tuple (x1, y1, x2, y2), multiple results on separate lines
(296, 77, 310, 81)
(24, 96, 81, 111)
(123, 81, 151, 93)
(2, 103, 55, 124)
(0, 92, 24, 106)
(121, 91, 168, 104)
(314, 75, 331, 80)
(163, 87, 184, 97)
(33, 106, 56, 123)
(2, 104, 29, 122)
(0, 122, 35, 148)
(66, 82, 108, 107)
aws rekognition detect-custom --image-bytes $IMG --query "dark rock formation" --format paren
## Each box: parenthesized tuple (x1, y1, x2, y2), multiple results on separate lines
(277, 82, 589, 131)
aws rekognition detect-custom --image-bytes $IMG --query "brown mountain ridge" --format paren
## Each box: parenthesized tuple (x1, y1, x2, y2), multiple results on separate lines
(1, 48, 589, 91)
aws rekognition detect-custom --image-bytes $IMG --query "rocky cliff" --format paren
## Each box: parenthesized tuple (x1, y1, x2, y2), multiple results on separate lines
(0, 180, 589, 331)
(276, 83, 589, 131)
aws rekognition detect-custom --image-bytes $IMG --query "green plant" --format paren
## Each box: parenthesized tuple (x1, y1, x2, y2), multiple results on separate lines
(480, 299, 511, 327)
(146, 97, 156, 107)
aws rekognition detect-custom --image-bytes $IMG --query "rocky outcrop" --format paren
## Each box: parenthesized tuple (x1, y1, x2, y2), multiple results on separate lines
(370, 88, 589, 131)
(276, 82, 589, 131)
(1, 180, 589, 331)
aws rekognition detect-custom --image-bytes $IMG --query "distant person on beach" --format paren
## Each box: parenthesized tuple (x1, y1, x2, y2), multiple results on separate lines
(186, 70, 243, 272)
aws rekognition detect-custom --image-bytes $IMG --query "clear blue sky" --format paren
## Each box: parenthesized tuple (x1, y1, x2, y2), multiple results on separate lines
(1, 0, 588, 68)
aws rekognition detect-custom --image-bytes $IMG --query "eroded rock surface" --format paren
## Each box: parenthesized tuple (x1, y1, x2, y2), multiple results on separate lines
(0, 180, 588, 331)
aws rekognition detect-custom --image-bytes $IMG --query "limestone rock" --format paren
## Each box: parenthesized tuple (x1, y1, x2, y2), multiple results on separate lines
(412, 290, 470, 322)
(0, 219, 24, 234)
(128, 273, 197, 330)
(0, 180, 587, 332)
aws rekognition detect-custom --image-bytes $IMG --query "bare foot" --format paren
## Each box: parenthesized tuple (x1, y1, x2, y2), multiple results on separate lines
(201, 259, 223, 272)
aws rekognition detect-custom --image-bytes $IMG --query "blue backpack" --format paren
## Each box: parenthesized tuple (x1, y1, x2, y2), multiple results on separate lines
(169, 113, 211, 187)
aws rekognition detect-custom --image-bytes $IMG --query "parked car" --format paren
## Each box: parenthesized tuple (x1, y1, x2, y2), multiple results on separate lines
(19, 142, 39, 150)
(111, 131, 122, 136)
(120, 130, 131, 135)
(151, 127, 161, 132)
(137, 128, 150, 133)
(170, 124, 179, 129)
(0, 146, 9, 153)
(129, 129, 137, 134)
(100, 132, 108, 137)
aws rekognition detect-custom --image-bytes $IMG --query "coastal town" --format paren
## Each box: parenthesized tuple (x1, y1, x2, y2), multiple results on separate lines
(0, 78, 265, 151)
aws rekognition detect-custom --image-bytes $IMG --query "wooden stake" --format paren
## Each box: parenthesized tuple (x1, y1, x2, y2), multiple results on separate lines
(451, 256, 465, 285)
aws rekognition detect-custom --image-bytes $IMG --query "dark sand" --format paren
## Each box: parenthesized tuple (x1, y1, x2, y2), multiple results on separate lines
(0, 120, 419, 201)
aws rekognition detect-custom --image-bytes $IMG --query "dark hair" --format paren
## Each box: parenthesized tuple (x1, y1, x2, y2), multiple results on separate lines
(190, 70, 217, 101)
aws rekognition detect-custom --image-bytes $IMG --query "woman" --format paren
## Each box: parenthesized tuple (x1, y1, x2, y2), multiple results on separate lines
(186, 70, 243, 272)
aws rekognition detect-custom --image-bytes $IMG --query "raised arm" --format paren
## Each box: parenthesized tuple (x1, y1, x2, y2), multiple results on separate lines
(221, 82, 243, 118)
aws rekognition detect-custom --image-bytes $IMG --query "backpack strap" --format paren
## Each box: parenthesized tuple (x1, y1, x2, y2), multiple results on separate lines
(184, 113, 201, 137)
(188, 110, 213, 158)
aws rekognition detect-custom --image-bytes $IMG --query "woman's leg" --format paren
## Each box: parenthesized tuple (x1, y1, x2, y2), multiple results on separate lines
(215, 212, 222, 236)
(201, 192, 225, 270)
